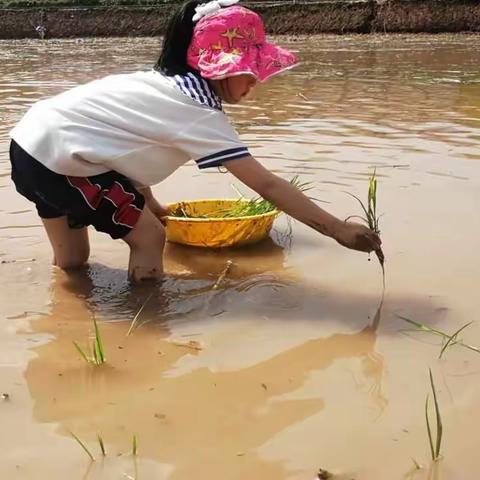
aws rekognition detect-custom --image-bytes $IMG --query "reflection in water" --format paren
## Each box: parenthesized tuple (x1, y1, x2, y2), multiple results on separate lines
(25, 256, 391, 479)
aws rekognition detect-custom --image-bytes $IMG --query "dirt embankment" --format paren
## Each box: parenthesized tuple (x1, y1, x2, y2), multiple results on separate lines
(0, 0, 479, 39)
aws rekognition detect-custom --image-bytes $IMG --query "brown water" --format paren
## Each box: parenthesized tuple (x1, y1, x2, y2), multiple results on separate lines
(1, 35, 480, 480)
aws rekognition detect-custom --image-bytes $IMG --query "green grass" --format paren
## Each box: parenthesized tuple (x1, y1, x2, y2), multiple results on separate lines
(345, 169, 385, 277)
(73, 316, 106, 366)
(397, 315, 479, 357)
(425, 369, 443, 461)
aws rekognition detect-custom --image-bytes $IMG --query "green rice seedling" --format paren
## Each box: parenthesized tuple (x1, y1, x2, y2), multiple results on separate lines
(132, 435, 138, 456)
(92, 316, 105, 364)
(73, 341, 90, 364)
(70, 431, 95, 462)
(425, 369, 443, 461)
(171, 176, 315, 219)
(221, 175, 315, 218)
(397, 315, 480, 356)
(439, 321, 473, 359)
(97, 434, 106, 456)
(345, 169, 385, 280)
(127, 293, 153, 337)
(72, 316, 106, 366)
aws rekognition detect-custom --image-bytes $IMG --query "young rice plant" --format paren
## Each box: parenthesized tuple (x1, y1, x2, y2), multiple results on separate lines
(425, 369, 443, 461)
(73, 316, 106, 366)
(397, 315, 479, 358)
(345, 169, 385, 280)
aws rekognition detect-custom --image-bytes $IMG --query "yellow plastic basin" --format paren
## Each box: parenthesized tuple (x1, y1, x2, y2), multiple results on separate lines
(164, 199, 279, 248)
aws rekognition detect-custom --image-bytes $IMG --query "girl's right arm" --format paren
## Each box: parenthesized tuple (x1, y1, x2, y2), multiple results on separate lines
(225, 155, 381, 253)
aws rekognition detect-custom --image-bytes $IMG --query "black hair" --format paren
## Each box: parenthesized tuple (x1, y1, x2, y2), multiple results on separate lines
(154, 0, 201, 76)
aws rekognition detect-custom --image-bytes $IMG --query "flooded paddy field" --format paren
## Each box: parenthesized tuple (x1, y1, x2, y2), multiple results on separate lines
(0, 35, 479, 480)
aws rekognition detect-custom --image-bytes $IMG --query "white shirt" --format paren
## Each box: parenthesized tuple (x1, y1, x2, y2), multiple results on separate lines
(10, 70, 249, 187)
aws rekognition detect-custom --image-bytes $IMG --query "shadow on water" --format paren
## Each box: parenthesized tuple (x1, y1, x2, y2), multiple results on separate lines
(20, 239, 441, 479)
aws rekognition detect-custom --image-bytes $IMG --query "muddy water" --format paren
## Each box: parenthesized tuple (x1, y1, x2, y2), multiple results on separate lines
(1, 35, 479, 480)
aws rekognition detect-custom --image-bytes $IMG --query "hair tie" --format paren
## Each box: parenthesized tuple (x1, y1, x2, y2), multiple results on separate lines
(192, 0, 240, 23)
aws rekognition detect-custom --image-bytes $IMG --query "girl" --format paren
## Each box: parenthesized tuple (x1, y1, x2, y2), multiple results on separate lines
(9, 0, 381, 282)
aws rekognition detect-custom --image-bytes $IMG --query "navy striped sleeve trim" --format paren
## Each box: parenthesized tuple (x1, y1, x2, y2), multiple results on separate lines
(195, 147, 250, 169)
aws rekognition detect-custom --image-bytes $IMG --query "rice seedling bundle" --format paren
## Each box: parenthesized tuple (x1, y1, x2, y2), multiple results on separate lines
(170, 176, 313, 219)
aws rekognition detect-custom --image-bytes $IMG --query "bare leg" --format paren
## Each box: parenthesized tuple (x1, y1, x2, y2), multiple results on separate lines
(42, 216, 90, 269)
(123, 208, 165, 282)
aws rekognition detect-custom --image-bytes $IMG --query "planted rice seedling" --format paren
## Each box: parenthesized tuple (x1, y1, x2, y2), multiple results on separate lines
(345, 169, 385, 282)
(132, 435, 138, 456)
(438, 321, 473, 359)
(73, 316, 106, 366)
(70, 431, 95, 462)
(97, 434, 106, 456)
(397, 315, 479, 357)
(127, 293, 153, 337)
(425, 369, 443, 461)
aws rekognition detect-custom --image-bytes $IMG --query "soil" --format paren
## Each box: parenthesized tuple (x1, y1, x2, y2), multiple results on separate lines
(0, 0, 479, 39)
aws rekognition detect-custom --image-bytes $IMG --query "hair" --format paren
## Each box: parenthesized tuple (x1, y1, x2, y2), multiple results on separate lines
(154, 0, 201, 76)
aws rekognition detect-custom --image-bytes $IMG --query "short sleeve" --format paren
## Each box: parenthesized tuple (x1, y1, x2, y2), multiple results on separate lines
(171, 109, 250, 169)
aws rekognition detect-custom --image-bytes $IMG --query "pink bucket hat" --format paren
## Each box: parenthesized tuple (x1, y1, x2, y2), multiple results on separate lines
(187, 3, 298, 82)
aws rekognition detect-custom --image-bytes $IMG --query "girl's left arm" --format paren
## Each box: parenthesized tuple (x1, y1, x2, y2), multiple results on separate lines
(138, 187, 170, 223)
(225, 155, 381, 253)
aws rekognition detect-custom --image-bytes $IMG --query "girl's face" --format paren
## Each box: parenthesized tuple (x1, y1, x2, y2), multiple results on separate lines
(211, 74, 257, 104)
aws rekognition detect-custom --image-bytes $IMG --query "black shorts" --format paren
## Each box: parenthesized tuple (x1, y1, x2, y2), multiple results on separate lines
(9, 140, 145, 239)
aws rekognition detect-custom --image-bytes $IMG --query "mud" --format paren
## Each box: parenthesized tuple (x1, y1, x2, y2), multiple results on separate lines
(0, 0, 479, 39)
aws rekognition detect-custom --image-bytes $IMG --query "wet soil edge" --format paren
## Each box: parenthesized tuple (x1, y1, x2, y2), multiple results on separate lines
(0, 0, 480, 39)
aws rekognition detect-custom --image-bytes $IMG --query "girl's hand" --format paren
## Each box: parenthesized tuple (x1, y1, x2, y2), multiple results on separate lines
(334, 221, 382, 253)
(138, 187, 170, 224)
(146, 197, 170, 224)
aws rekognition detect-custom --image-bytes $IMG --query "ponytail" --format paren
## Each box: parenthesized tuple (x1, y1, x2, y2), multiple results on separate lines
(154, 0, 200, 76)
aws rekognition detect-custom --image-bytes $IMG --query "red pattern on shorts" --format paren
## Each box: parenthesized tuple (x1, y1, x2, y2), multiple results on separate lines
(104, 182, 141, 228)
(67, 177, 141, 228)
(66, 177, 103, 209)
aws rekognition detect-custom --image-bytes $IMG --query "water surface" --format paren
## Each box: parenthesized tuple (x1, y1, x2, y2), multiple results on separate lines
(0, 35, 479, 480)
